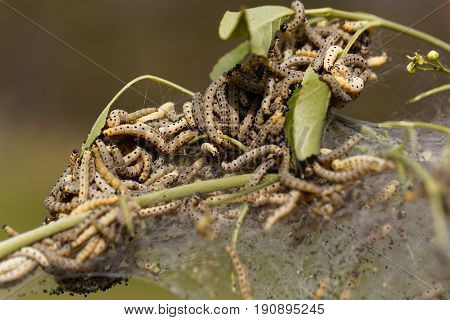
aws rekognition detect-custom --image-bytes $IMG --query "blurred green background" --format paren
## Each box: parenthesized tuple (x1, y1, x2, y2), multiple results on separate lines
(0, 0, 448, 299)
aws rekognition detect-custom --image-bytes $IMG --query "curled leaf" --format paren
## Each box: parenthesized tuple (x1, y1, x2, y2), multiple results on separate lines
(209, 41, 250, 81)
(286, 66, 331, 160)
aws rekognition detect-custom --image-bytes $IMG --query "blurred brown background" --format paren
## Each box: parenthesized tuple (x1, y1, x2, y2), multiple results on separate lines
(0, 0, 448, 299)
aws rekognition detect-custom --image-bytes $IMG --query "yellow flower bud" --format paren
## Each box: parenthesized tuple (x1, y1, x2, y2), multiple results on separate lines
(406, 62, 416, 74)
(427, 50, 439, 61)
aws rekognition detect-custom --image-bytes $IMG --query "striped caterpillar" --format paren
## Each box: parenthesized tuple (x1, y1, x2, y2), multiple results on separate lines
(158, 118, 188, 137)
(286, 0, 305, 31)
(296, 48, 318, 58)
(106, 108, 157, 127)
(313, 30, 343, 71)
(216, 84, 231, 133)
(144, 164, 176, 186)
(334, 75, 365, 94)
(323, 45, 343, 71)
(342, 20, 368, 33)
(280, 56, 315, 69)
(92, 146, 126, 192)
(224, 245, 253, 300)
(139, 149, 153, 182)
(221, 145, 283, 172)
(244, 158, 278, 188)
(280, 71, 305, 99)
(332, 155, 394, 171)
(263, 190, 301, 230)
(79, 150, 92, 202)
(95, 139, 114, 171)
(138, 200, 182, 217)
(250, 110, 284, 148)
(318, 134, 363, 163)
(336, 54, 369, 70)
(178, 158, 204, 184)
(253, 193, 290, 206)
(182, 102, 196, 127)
(312, 161, 382, 183)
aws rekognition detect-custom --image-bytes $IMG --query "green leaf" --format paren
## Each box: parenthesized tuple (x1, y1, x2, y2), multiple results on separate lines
(286, 66, 331, 161)
(81, 75, 194, 152)
(218, 6, 293, 57)
(209, 41, 250, 81)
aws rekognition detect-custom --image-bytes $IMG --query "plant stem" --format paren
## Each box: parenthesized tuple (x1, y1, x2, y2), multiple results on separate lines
(341, 21, 382, 56)
(305, 8, 450, 52)
(407, 84, 450, 104)
(219, 134, 249, 152)
(379, 121, 450, 136)
(135, 174, 272, 207)
(0, 212, 90, 260)
(231, 204, 250, 248)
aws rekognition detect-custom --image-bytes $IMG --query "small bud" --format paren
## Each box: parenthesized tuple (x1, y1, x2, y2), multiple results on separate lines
(406, 62, 416, 74)
(427, 50, 439, 61)
(417, 55, 425, 65)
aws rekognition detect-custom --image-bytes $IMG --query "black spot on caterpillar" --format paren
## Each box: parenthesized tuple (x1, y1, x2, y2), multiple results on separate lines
(286, 0, 305, 31)
(321, 74, 354, 103)
(280, 56, 315, 69)
(221, 145, 283, 172)
(313, 30, 343, 71)
(138, 200, 182, 217)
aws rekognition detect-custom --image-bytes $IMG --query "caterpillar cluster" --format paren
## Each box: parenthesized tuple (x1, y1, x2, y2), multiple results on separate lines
(1, 1, 395, 294)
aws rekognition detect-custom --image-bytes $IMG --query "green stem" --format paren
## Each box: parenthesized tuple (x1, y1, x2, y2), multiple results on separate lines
(219, 134, 249, 152)
(305, 8, 450, 52)
(341, 21, 382, 56)
(82, 75, 194, 151)
(0, 212, 90, 260)
(136, 174, 266, 207)
(205, 174, 280, 207)
(231, 204, 250, 248)
(379, 121, 450, 136)
(407, 84, 450, 104)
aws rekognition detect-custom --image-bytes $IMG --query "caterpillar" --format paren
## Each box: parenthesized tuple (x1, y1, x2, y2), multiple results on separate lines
(0, 258, 37, 284)
(280, 56, 315, 69)
(238, 105, 256, 142)
(167, 130, 198, 153)
(70, 209, 118, 248)
(136, 102, 175, 123)
(321, 74, 354, 102)
(244, 158, 278, 189)
(139, 149, 152, 182)
(182, 101, 196, 128)
(123, 155, 144, 178)
(312, 161, 378, 183)
(138, 200, 182, 217)
(286, 0, 305, 31)
(221, 145, 283, 172)
(296, 48, 318, 58)
(2, 224, 18, 237)
(367, 52, 388, 67)
(375, 180, 400, 204)
(263, 190, 301, 230)
(336, 54, 369, 70)
(0, 256, 29, 274)
(148, 169, 180, 189)
(280, 71, 305, 98)
(103, 123, 169, 153)
(279, 172, 321, 194)
(88, 238, 108, 260)
(92, 146, 126, 192)
(224, 245, 252, 300)
(12, 247, 50, 268)
(106, 109, 127, 128)
(44, 195, 79, 213)
(34, 244, 89, 272)
(323, 45, 343, 71)
(144, 164, 176, 186)
(69, 149, 78, 168)
(192, 92, 206, 133)
(178, 158, 204, 184)
(95, 139, 114, 171)
(313, 30, 343, 71)
(125, 107, 157, 123)
(226, 84, 241, 137)
(318, 134, 363, 163)
(334, 75, 365, 94)
(204, 74, 231, 148)
(78, 150, 92, 202)
(237, 182, 281, 203)
(304, 21, 325, 47)
(94, 172, 116, 194)
(342, 20, 368, 33)
(110, 144, 126, 173)
(62, 182, 79, 194)
(123, 147, 141, 166)
(261, 77, 275, 115)
(216, 84, 231, 134)
(158, 118, 188, 137)
(70, 195, 119, 215)
(250, 110, 283, 148)
(253, 193, 290, 206)
(75, 237, 100, 262)
(313, 276, 331, 300)
(332, 155, 394, 171)
(360, 69, 378, 83)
